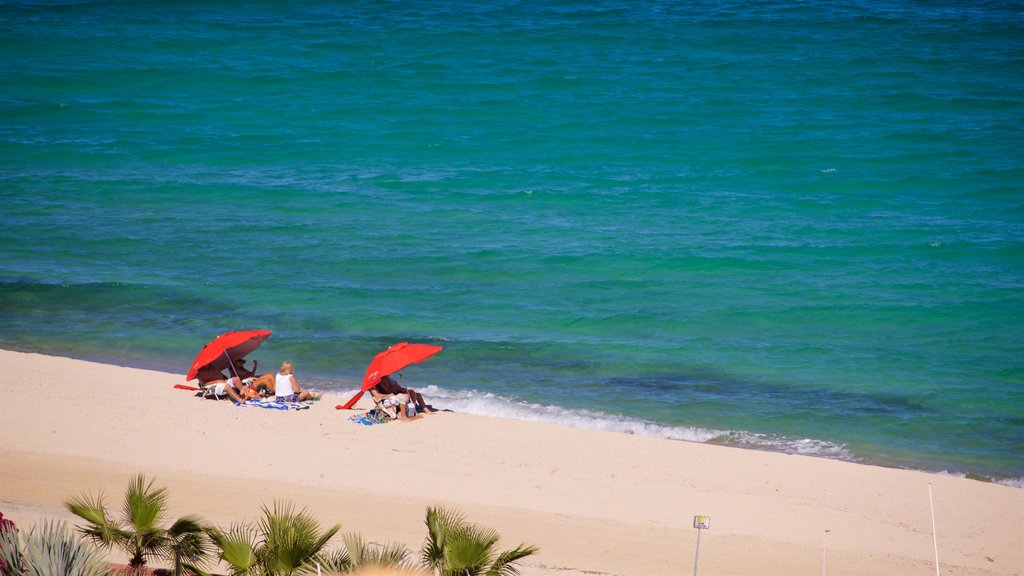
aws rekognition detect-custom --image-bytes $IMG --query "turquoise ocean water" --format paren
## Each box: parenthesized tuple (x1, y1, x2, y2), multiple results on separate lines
(2, 0, 1022, 484)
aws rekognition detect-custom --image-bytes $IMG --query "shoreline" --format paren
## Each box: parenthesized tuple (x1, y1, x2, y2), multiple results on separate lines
(2, 349, 1023, 575)
(5, 341, 1019, 488)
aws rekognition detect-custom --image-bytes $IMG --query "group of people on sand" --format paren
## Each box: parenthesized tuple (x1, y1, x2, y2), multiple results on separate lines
(197, 358, 435, 419)
(196, 358, 323, 404)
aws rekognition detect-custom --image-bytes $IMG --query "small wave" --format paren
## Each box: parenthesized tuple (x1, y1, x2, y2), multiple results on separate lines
(932, 470, 1024, 489)
(995, 476, 1024, 489)
(396, 387, 855, 461)
(712, 431, 857, 461)
(428, 387, 723, 443)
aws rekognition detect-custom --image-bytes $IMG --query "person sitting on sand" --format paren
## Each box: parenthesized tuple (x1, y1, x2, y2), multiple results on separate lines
(196, 365, 248, 403)
(375, 374, 435, 414)
(274, 360, 323, 403)
(232, 357, 275, 396)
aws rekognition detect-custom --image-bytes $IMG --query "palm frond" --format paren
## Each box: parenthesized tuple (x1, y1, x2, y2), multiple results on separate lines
(258, 500, 340, 574)
(167, 515, 206, 538)
(420, 508, 538, 576)
(485, 544, 538, 576)
(421, 507, 467, 571)
(116, 474, 171, 567)
(206, 523, 257, 574)
(439, 529, 494, 576)
(180, 562, 214, 576)
(340, 532, 410, 571)
(165, 515, 212, 576)
(64, 491, 122, 548)
(316, 546, 352, 574)
(122, 474, 168, 533)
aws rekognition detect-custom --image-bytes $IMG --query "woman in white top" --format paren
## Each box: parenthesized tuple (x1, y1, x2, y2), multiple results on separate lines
(274, 361, 322, 402)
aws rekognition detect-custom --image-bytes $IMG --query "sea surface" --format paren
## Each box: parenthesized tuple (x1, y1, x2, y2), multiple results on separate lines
(2, 0, 1022, 485)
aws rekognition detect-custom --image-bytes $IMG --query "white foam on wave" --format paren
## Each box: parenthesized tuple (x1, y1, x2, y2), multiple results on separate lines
(714, 430, 857, 461)
(408, 386, 856, 461)
(930, 470, 1024, 489)
(995, 476, 1024, 489)
(427, 387, 722, 443)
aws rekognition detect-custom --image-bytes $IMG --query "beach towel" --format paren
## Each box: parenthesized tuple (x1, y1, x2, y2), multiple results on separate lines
(235, 399, 313, 411)
(348, 410, 391, 426)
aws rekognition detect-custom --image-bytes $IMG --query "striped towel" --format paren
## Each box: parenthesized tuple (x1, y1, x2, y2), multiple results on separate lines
(235, 399, 313, 411)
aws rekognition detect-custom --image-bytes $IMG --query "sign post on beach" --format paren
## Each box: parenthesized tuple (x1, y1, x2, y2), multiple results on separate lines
(692, 515, 710, 576)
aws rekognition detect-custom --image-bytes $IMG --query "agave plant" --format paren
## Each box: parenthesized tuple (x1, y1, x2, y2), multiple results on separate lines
(200, 500, 340, 576)
(420, 508, 537, 576)
(0, 519, 109, 576)
(64, 473, 209, 574)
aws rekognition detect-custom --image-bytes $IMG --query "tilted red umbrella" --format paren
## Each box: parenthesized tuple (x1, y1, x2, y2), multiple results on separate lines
(186, 329, 272, 381)
(336, 342, 443, 409)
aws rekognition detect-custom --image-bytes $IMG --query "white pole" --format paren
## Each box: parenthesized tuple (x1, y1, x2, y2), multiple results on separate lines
(224, 350, 241, 379)
(821, 529, 829, 576)
(693, 526, 702, 576)
(929, 483, 940, 576)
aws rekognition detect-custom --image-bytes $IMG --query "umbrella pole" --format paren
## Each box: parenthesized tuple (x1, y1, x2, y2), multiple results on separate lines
(224, 351, 241, 380)
(399, 372, 419, 413)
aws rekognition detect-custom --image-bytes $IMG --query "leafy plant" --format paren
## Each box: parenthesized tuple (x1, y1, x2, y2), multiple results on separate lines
(420, 508, 537, 576)
(201, 501, 339, 576)
(65, 473, 209, 574)
(318, 532, 413, 574)
(0, 519, 109, 576)
(166, 516, 212, 576)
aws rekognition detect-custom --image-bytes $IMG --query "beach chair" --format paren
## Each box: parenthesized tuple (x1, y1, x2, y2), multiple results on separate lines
(200, 379, 251, 400)
(368, 388, 402, 422)
(200, 381, 228, 400)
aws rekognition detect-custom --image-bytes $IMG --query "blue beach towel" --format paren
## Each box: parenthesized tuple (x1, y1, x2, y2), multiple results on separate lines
(235, 399, 313, 411)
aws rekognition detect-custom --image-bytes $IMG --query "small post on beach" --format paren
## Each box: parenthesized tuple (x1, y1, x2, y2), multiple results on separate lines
(692, 515, 710, 576)
(821, 529, 830, 576)
(929, 483, 941, 576)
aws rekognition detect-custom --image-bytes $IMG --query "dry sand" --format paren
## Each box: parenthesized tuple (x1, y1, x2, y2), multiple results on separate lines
(1, 349, 1021, 575)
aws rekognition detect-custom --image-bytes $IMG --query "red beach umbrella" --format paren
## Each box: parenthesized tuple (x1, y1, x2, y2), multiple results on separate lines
(186, 329, 272, 381)
(337, 342, 443, 409)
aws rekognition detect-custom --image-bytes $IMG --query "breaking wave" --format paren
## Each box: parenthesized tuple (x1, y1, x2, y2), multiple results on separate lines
(403, 386, 858, 461)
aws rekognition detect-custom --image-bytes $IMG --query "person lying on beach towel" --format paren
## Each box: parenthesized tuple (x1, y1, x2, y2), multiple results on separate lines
(274, 361, 323, 403)
(197, 365, 248, 403)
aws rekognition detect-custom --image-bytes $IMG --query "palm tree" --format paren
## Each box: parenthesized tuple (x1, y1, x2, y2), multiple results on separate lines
(420, 508, 537, 576)
(202, 500, 340, 576)
(64, 473, 209, 574)
(166, 516, 213, 576)
(0, 519, 109, 576)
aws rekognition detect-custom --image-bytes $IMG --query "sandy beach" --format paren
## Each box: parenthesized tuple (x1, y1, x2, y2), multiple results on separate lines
(1, 348, 1021, 575)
